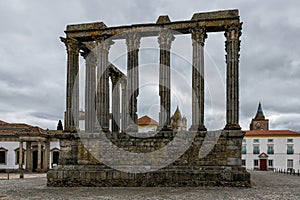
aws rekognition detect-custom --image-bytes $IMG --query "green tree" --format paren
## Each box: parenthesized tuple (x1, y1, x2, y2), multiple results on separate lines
(57, 120, 63, 130)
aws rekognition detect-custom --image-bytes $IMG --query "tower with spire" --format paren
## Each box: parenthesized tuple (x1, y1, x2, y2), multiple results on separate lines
(249, 102, 269, 130)
(170, 106, 187, 131)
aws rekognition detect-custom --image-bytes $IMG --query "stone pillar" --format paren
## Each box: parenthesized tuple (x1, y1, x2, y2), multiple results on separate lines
(19, 141, 23, 170)
(121, 78, 127, 132)
(190, 26, 207, 131)
(111, 74, 121, 133)
(26, 142, 32, 171)
(37, 141, 42, 171)
(95, 38, 114, 132)
(43, 141, 50, 171)
(61, 37, 80, 132)
(82, 50, 97, 132)
(157, 30, 174, 130)
(125, 33, 141, 132)
(224, 23, 242, 130)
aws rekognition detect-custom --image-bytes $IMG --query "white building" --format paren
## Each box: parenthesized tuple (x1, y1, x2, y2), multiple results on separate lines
(0, 120, 60, 172)
(242, 103, 300, 171)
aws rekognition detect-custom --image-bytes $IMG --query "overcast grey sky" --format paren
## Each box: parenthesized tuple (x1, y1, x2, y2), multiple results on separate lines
(0, 0, 299, 131)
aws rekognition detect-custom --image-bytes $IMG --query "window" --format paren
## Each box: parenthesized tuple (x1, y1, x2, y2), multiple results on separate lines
(267, 139, 273, 143)
(253, 146, 260, 154)
(253, 139, 259, 143)
(14, 148, 25, 165)
(242, 159, 246, 166)
(287, 139, 293, 143)
(242, 139, 246, 143)
(242, 146, 247, 154)
(254, 159, 258, 166)
(268, 160, 273, 167)
(287, 159, 293, 169)
(0, 147, 8, 164)
(52, 151, 59, 165)
(267, 145, 274, 154)
(287, 145, 294, 154)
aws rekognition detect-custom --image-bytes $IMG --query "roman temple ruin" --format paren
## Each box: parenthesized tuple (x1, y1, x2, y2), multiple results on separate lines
(47, 9, 251, 187)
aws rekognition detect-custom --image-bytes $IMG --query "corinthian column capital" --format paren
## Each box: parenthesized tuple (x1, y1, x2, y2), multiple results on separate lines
(94, 36, 114, 53)
(158, 30, 175, 49)
(125, 32, 141, 51)
(224, 23, 243, 41)
(190, 26, 207, 46)
(60, 37, 80, 54)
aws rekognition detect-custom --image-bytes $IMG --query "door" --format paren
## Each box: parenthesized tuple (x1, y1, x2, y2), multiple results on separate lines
(32, 151, 43, 172)
(260, 159, 267, 170)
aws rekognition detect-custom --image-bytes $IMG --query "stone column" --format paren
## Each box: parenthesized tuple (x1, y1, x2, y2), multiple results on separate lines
(111, 74, 121, 133)
(43, 141, 50, 171)
(61, 37, 80, 132)
(37, 141, 42, 171)
(126, 33, 141, 132)
(95, 38, 114, 132)
(224, 23, 242, 130)
(157, 30, 174, 130)
(19, 141, 23, 170)
(190, 26, 207, 131)
(25, 142, 32, 171)
(82, 49, 97, 132)
(121, 77, 127, 132)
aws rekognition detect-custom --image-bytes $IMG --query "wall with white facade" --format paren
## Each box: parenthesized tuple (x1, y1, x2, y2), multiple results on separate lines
(242, 137, 300, 171)
(0, 141, 60, 170)
(0, 142, 23, 169)
(50, 141, 60, 169)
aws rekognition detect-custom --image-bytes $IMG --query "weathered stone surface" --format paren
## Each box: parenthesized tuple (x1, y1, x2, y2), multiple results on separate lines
(48, 130, 250, 187)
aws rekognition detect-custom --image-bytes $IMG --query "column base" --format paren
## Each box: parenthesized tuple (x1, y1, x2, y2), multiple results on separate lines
(156, 125, 172, 131)
(224, 123, 241, 130)
(126, 124, 138, 132)
(189, 124, 207, 131)
(63, 127, 78, 133)
(36, 168, 43, 173)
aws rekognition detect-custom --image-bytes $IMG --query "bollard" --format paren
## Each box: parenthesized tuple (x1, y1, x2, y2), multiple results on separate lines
(298, 170, 300, 176)
(7, 172, 9, 180)
(19, 171, 24, 179)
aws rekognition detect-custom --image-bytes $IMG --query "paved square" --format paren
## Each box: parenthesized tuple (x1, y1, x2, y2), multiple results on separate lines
(0, 171, 299, 199)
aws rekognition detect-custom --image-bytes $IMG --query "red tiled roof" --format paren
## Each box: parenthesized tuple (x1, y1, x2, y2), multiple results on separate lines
(137, 115, 158, 126)
(0, 120, 61, 136)
(0, 120, 9, 126)
(245, 130, 300, 137)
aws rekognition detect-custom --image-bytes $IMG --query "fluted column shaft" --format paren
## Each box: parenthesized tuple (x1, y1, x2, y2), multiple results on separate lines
(126, 33, 141, 132)
(61, 37, 80, 132)
(83, 51, 97, 132)
(190, 27, 207, 131)
(121, 78, 127, 132)
(224, 23, 242, 130)
(111, 74, 121, 132)
(96, 38, 114, 132)
(158, 30, 174, 130)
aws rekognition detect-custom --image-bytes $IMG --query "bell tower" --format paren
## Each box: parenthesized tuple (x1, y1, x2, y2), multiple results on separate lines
(250, 102, 269, 130)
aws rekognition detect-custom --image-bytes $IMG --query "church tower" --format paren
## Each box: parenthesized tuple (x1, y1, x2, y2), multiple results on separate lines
(249, 102, 269, 130)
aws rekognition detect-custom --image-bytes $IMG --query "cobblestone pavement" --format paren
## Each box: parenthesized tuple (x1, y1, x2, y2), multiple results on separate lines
(0, 171, 299, 199)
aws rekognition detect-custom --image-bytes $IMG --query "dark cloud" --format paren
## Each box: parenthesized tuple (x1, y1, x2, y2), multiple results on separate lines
(0, 0, 299, 131)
